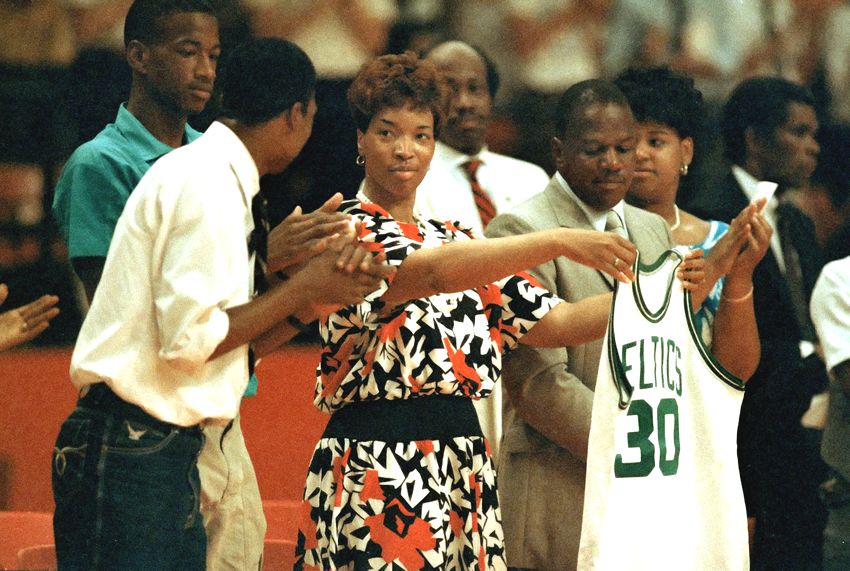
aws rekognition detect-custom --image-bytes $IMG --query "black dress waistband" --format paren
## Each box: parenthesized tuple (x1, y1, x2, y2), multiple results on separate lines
(322, 395, 483, 442)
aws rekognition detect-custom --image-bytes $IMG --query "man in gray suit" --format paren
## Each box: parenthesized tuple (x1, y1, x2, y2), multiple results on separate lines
(486, 79, 673, 570)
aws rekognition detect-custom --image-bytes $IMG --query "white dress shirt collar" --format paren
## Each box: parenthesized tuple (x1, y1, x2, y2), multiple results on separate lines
(207, 121, 261, 207)
(731, 164, 775, 212)
(435, 140, 491, 169)
(554, 171, 626, 232)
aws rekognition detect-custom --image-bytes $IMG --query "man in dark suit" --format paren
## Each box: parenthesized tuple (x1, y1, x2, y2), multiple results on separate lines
(486, 79, 673, 571)
(691, 76, 828, 571)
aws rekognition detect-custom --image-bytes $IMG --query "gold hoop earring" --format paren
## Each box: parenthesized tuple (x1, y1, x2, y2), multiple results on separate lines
(680, 163, 689, 176)
(356, 154, 365, 166)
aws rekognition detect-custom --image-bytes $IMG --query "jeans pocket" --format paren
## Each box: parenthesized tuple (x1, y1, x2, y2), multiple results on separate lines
(52, 416, 90, 504)
(109, 419, 178, 455)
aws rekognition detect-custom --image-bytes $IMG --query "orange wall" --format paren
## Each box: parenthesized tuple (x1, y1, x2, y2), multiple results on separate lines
(0, 345, 328, 512)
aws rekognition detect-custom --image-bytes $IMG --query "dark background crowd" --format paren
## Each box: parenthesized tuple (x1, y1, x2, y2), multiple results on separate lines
(2, 0, 850, 346)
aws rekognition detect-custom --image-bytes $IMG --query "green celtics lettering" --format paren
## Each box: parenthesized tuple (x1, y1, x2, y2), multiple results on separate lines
(620, 336, 683, 397)
(614, 335, 683, 478)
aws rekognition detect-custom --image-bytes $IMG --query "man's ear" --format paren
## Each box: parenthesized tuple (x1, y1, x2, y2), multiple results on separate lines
(126, 40, 149, 75)
(744, 126, 762, 158)
(551, 136, 565, 170)
(284, 101, 305, 131)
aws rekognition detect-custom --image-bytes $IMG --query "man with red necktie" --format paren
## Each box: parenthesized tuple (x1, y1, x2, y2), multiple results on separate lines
(413, 41, 550, 460)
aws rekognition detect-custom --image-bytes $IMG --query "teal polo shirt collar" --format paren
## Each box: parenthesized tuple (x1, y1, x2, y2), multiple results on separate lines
(113, 103, 202, 164)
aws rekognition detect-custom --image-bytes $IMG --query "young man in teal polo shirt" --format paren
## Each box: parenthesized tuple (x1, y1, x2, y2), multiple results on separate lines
(52, 0, 216, 306)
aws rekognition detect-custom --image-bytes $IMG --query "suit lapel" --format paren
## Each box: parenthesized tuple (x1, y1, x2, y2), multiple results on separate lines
(542, 178, 616, 290)
(543, 178, 593, 230)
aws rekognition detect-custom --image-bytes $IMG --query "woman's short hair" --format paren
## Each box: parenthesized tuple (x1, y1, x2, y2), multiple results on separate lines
(615, 66, 704, 140)
(347, 52, 444, 137)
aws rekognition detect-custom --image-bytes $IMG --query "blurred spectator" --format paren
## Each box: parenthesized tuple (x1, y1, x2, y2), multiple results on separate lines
(449, 1, 517, 100)
(65, 0, 132, 52)
(0, 164, 45, 225)
(52, 0, 220, 306)
(605, 0, 686, 75)
(788, 122, 850, 252)
(503, 0, 613, 173)
(416, 41, 550, 460)
(823, 1, 850, 124)
(245, 0, 397, 221)
(0, 0, 77, 67)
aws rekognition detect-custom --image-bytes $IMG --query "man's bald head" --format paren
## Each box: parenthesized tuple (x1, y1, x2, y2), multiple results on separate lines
(426, 41, 498, 155)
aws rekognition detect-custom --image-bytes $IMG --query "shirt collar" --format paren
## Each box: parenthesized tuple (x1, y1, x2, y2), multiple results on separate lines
(436, 140, 491, 169)
(114, 103, 202, 163)
(731, 165, 762, 202)
(205, 121, 261, 204)
(554, 171, 626, 231)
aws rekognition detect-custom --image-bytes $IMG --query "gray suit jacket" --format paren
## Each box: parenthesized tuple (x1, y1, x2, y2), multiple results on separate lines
(486, 177, 671, 570)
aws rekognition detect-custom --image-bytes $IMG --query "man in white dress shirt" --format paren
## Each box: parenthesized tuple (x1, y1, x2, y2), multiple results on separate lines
(417, 41, 550, 238)
(50, 38, 389, 571)
(416, 41, 550, 461)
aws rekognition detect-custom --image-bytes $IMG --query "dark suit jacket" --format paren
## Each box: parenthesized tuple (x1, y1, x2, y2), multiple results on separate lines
(694, 171, 827, 494)
(485, 177, 672, 570)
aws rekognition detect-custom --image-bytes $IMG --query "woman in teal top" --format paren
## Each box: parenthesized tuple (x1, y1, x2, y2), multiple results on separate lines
(615, 66, 771, 383)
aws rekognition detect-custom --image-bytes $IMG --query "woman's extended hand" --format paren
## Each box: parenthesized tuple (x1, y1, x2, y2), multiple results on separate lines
(559, 228, 637, 283)
(0, 284, 59, 351)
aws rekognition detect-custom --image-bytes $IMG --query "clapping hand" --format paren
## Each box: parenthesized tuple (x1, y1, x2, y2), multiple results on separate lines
(267, 192, 353, 273)
(728, 204, 772, 281)
(677, 248, 706, 291)
(298, 230, 395, 317)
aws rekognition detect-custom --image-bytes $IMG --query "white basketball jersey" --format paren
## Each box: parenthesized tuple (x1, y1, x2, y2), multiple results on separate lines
(578, 248, 749, 571)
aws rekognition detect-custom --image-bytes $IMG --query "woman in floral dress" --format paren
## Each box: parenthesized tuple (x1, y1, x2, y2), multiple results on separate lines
(294, 52, 643, 570)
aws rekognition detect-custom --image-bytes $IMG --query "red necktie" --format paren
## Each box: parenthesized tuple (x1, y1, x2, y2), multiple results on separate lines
(463, 159, 497, 229)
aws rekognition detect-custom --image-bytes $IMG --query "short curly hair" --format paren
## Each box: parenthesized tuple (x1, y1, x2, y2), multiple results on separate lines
(347, 52, 444, 137)
(614, 66, 704, 140)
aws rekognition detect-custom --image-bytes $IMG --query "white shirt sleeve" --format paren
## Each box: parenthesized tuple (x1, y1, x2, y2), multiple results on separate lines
(149, 174, 246, 374)
(811, 259, 850, 372)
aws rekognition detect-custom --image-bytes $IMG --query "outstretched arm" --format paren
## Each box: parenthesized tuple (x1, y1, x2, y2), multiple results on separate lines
(520, 293, 612, 348)
(381, 227, 637, 306)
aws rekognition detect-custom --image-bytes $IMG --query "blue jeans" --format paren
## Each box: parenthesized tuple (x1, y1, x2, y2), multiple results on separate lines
(52, 388, 206, 570)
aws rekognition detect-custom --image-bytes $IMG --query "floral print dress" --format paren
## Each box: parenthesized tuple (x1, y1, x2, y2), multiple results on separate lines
(295, 200, 562, 570)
